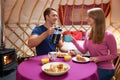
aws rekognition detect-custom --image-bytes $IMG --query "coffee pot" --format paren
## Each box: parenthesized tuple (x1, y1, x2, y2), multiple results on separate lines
(52, 27, 62, 44)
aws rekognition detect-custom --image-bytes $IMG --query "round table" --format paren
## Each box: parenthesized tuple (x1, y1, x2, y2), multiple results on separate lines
(16, 55, 99, 80)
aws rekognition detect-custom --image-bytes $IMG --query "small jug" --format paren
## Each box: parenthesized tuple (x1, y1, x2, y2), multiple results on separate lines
(48, 52, 57, 61)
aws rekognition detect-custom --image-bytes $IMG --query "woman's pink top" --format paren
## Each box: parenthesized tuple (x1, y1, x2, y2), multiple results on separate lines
(72, 30, 118, 69)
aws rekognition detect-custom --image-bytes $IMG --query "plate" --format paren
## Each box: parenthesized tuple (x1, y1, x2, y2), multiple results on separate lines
(72, 57, 90, 63)
(56, 52, 69, 57)
(41, 62, 70, 76)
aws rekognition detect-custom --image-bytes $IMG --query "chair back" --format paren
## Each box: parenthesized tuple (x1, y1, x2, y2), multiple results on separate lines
(114, 54, 120, 80)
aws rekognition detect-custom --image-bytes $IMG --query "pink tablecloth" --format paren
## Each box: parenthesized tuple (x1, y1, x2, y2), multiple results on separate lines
(16, 55, 99, 80)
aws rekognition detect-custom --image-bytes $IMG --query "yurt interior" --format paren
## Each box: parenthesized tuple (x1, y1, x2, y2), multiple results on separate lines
(0, 0, 120, 80)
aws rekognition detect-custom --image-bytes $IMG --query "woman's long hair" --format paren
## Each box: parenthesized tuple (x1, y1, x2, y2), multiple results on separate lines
(88, 8, 106, 44)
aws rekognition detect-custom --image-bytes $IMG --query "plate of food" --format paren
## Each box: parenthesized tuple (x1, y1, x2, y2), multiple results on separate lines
(56, 52, 69, 57)
(41, 62, 70, 76)
(72, 55, 90, 63)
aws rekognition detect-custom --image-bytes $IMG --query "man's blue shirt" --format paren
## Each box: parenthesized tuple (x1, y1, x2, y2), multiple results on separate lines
(31, 25, 57, 56)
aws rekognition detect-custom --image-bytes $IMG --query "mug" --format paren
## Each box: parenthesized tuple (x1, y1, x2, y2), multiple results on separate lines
(64, 35, 72, 42)
(48, 52, 57, 61)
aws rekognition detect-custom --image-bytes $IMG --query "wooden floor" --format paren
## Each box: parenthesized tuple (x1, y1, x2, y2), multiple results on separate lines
(0, 70, 16, 80)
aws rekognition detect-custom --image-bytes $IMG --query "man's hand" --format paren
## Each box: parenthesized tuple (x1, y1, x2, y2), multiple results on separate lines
(46, 27, 54, 36)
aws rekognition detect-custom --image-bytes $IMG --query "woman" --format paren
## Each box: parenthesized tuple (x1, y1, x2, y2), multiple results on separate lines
(71, 8, 118, 80)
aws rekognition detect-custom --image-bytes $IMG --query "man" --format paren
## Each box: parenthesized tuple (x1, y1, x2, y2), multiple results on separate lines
(28, 7, 75, 56)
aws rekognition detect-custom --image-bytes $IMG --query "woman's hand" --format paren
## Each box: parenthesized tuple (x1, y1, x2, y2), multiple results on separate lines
(68, 50, 77, 56)
(90, 57, 99, 63)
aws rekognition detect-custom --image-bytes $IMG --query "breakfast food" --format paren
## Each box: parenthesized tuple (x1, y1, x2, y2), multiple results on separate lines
(57, 52, 67, 57)
(44, 63, 68, 72)
(57, 64, 63, 70)
(76, 55, 86, 62)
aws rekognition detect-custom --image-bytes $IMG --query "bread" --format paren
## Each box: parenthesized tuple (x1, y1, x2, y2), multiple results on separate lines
(57, 64, 63, 70)
(57, 52, 67, 57)
(44, 63, 68, 72)
(76, 55, 86, 61)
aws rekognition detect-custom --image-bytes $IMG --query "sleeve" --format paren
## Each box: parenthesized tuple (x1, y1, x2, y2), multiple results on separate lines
(31, 27, 42, 35)
(72, 37, 88, 54)
(98, 33, 118, 62)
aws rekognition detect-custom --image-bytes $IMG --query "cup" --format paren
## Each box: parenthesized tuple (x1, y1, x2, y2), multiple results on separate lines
(48, 52, 57, 61)
(41, 58, 49, 64)
(64, 35, 72, 42)
(64, 55, 71, 61)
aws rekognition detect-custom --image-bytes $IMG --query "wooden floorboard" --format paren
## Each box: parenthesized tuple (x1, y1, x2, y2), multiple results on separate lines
(0, 70, 16, 80)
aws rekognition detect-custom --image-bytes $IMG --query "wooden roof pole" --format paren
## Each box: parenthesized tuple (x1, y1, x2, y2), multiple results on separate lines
(60, 0, 69, 31)
(0, 0, 5, 49)
(37, 0, 49, 26)
(71, 0, 78, 31)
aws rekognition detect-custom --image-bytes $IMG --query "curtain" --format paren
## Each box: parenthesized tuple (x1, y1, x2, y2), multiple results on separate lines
(58, 2, 110, 25)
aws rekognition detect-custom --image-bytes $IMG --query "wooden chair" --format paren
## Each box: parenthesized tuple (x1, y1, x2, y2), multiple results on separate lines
(111, 54, 120, 80)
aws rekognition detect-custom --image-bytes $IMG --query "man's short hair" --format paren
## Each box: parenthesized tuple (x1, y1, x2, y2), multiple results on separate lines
(44, 7, 57, 20)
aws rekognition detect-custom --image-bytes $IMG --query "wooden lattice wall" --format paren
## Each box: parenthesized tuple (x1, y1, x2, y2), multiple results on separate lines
(3, 0, 120, 57)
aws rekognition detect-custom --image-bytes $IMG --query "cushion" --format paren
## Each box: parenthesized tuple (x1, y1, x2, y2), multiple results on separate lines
(63, 31, 86, 41)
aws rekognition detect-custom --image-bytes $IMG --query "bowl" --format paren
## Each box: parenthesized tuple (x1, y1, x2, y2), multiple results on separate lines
(41, 62, 70, 76)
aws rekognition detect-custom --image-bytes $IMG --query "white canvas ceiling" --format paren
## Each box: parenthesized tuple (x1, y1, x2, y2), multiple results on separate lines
(3, 0, 120, 25)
